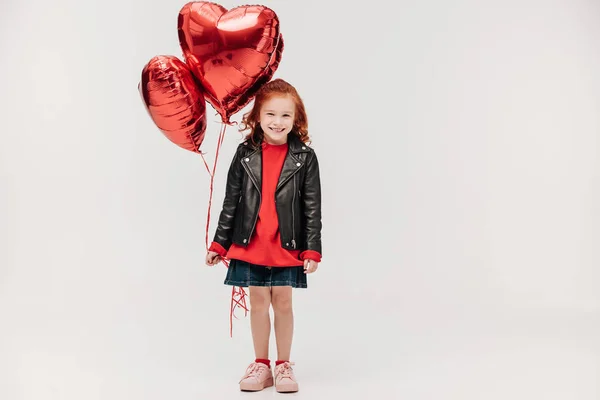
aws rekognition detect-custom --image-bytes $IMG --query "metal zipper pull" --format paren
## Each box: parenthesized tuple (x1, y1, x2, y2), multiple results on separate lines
(291, 239, 296, 249)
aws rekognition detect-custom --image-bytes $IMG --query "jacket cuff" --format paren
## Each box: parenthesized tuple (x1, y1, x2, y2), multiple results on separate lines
(209, 242, 227, 258)
(299, 250, 322, 262)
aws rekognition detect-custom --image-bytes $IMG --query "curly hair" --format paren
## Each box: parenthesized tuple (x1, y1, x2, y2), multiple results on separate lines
(239, 78, 310, 147)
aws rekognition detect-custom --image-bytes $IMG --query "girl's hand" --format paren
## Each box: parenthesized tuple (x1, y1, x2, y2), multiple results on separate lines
(303, 259, 319, 274)
(205, 251, 222, 266)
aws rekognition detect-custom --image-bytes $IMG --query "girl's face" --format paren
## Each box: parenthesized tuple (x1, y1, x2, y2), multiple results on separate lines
(259, 95, 296, 145)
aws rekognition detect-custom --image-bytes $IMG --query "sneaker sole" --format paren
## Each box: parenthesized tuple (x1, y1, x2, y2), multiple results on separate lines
(276, 382, 299, 393)
(240, 376, 274, 391)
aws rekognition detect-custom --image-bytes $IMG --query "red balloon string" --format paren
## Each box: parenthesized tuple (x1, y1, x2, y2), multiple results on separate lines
(230, 286, 249, 337)
(202, 122, 228, 250)
(199, 154, 211, 176)
(201, 120, 249, 337)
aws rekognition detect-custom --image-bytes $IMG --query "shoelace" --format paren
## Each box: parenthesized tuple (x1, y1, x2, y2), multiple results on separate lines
(241, 363, 266, 381)
(276, 362, 295, 379)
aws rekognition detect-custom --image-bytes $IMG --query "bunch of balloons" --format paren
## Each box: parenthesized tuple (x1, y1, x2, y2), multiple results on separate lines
(139, 2, 284, 336)
(139, 1, 284, 153)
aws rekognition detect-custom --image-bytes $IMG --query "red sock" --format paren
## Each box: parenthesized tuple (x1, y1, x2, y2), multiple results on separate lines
(255, 358, 271, 368)
(275, 360, 289, 366)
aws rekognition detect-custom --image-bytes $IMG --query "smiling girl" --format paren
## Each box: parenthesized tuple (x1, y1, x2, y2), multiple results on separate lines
(205, 78, 323, 393)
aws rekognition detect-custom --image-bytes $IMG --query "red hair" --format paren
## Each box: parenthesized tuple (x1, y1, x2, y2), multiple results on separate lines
(239, 78, 310, 147)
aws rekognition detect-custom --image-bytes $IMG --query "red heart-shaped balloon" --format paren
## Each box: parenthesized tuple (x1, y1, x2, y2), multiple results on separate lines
(177, 1, 283, 123)
(139, 55, 207, 153)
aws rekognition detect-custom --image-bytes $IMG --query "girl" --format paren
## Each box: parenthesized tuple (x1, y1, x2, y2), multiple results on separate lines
(205, 78, 322, 393)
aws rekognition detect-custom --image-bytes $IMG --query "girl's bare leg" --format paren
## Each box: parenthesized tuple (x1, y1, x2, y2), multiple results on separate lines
(271, 286, 293, 361)
(249, 286, 272, 359)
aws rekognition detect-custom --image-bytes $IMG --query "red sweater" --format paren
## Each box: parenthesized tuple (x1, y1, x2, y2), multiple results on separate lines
(210, 141, 321, 266)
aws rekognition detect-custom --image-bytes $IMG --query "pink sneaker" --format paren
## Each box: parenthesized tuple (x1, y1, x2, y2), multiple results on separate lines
(274, 361, 299, 393)
(239, 362, 273, 391)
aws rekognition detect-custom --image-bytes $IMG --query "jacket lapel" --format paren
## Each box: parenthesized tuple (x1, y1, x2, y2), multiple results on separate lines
(242, 148, 262, 191)
(276, 152, 302, 191)
(276, 134, 310, 191)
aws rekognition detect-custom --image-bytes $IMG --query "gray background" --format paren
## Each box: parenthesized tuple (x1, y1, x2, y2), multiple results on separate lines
(1, 0, 598, 398)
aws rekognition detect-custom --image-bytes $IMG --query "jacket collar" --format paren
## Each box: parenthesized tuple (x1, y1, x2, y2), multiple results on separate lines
(286, 133, 311, 154)
(241, 132, 310, 192)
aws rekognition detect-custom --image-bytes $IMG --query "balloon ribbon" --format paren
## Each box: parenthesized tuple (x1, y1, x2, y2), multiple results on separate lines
(200, 121, 249, 337)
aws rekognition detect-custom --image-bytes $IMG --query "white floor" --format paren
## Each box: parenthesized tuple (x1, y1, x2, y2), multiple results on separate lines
(1, 291, 597, 400)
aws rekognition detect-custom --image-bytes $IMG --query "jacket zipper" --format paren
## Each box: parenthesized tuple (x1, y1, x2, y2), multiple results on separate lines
(291, 175, 296, 249)
(248, 194, 261, 245)
(241, 154, 261, 245)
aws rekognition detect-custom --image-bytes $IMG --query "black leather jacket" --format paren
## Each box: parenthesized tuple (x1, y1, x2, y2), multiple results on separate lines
(213, 133, 322, 255)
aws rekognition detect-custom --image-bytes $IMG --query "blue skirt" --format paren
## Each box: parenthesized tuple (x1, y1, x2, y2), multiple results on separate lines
(224, 259, 307, 288)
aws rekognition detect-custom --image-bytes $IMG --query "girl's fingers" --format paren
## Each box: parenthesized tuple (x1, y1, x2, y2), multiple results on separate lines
(303, 261, 319, 273)
(206, 255, 220, 266)
(305, 263, 315, 273)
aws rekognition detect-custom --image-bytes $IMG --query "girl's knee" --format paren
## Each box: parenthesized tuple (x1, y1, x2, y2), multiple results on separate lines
(249, 287, 271, 312)
(271, 288, 293, 313)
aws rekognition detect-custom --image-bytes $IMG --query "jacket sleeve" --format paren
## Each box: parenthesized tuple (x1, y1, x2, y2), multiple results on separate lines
(212, 147, 243, 250)
(302, 149, 322, 255)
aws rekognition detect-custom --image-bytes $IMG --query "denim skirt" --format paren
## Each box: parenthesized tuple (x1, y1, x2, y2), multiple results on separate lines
(224, 259, 307, 288)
